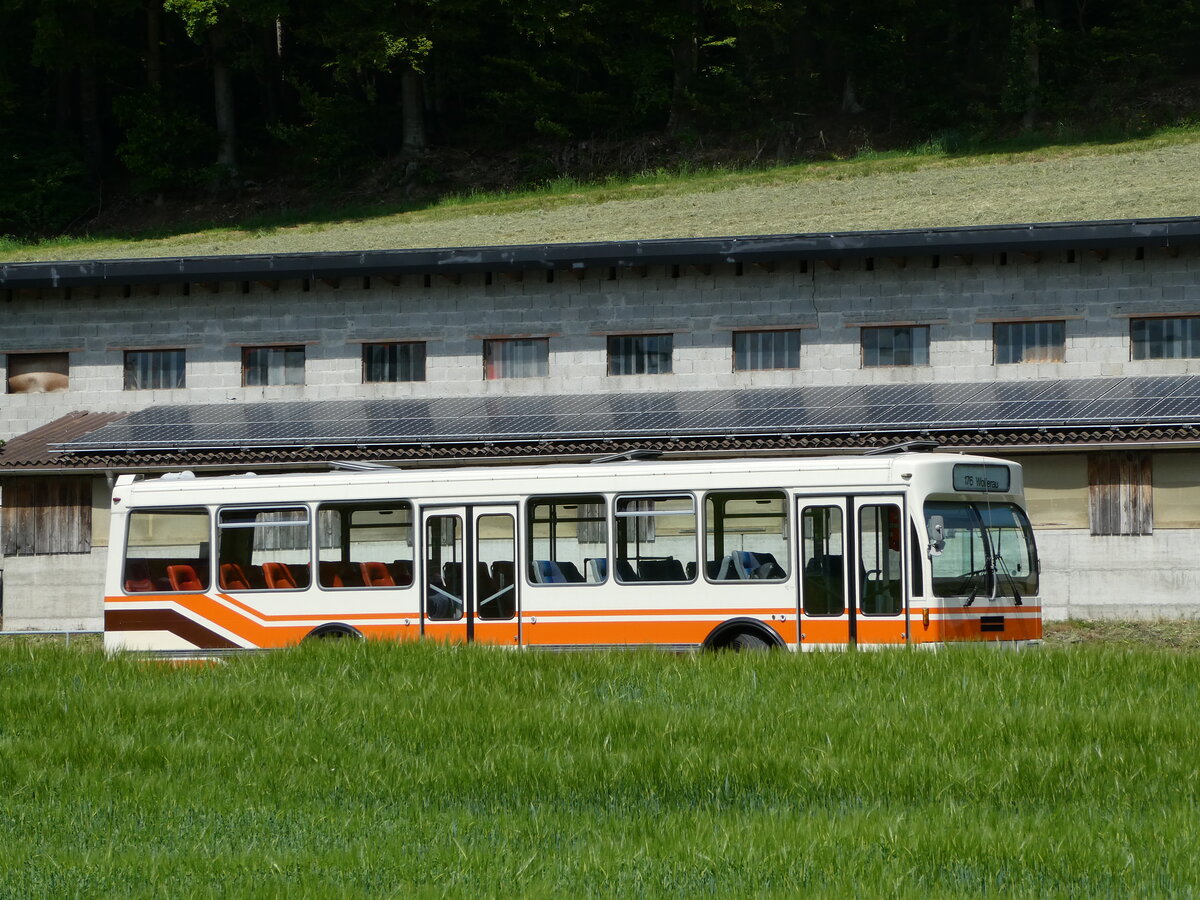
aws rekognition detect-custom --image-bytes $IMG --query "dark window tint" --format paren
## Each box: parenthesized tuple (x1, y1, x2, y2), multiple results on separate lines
(124, 349, 185, 390)
(608, 334, 673, 375)
(363, 342, 425, 383)
(801, 505, 844, 616)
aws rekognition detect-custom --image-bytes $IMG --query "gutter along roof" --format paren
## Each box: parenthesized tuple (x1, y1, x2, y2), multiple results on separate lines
(3, 216, 1200, 290)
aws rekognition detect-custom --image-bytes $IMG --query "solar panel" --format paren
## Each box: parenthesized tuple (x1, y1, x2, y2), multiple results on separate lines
(55, 374, 1200, 452)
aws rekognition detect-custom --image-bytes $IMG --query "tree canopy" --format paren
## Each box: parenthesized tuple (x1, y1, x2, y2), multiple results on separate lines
(1, 0, 1198, 239)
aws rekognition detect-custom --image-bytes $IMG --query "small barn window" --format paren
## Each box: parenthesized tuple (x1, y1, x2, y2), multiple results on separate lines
(124, 349, 186, 390)
(363, 342, 426, 383)
(1088, 451, 1153, 536)
(243, 346, 304, 386)
(861, 326, 929, 367)
(6, 352, 69, 394)
(608, 334, 673, 375)
(994, 321, 1065, 364)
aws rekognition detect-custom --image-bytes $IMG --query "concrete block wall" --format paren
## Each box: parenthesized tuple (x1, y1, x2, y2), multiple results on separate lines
(4, 246, 1200, 441)
(1, 549, 106, 631)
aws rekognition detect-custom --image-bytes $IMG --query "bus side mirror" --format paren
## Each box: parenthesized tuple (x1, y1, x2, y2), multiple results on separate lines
(927, 515, 945, 557)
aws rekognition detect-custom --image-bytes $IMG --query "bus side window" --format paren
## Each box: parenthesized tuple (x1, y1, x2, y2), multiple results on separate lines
(124, 507, 211, 593)
(526, 495, 607, 585)
(614, 495, 696, 584)
(704, 491, 789, 582)
(218, 507, 311, 591)
(316, 501, 414, 590)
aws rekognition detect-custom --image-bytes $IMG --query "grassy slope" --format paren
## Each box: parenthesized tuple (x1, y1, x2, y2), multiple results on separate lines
(1, 641, 1198, 896)
(3, 128, 1199, 264)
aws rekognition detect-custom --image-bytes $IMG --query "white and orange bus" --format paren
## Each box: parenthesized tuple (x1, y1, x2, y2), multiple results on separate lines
(103, 451, 1041, 655)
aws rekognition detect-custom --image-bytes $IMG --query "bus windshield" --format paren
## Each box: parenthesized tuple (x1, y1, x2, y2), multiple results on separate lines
(924, 501, 1038, 600)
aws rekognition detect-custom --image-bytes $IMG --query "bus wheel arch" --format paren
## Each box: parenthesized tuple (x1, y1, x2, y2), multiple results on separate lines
(304, 623, 364, 641)
(703, 618, 784, 652)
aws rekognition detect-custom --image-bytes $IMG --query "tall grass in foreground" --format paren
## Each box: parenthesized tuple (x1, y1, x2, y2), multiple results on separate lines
(0, 643, 1196, 897)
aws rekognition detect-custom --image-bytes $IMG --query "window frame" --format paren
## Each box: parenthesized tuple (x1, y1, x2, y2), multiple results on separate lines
(613, 492, 698, 584)
(732, 330, 802, 372)
(241, 345, 305, 387)
(1130, 315, 1200, 361)
(6, 351, 70, 394)
(123, 348, 186, 390)
(860, 325, 930, 368)
(483, 337, 549, 380)
(607, 334, 674, 376)
(121, 506, 213, 594)
(525, 494, 609, 587)
(993, 320, 1065, 365)
(702, 489, 790, 583)
(362, 341, 427, 384)
(315, 500, 416, 591)
(217, 504, 312, 591)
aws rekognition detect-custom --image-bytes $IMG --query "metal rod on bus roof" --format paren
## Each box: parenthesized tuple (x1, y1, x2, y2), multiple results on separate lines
(589, 449, 665, 464)
(862, 440, 940, 455)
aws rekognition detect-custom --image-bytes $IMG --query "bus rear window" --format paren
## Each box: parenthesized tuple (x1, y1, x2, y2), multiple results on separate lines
(123, 508, 211, 593)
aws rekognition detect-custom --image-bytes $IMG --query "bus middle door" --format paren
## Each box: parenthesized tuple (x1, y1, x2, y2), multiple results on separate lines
(420, 505, 519, 645)
(797, 498, 852, 648)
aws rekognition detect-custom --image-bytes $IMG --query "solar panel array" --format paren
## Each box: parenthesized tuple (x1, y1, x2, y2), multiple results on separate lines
(57, 375, 1200, 452)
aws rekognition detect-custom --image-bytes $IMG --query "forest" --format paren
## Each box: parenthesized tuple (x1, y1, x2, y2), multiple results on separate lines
(1, 0, 1198, 240)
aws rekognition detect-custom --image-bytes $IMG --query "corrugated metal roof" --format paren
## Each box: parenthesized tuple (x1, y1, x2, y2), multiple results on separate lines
(0, 412, 127, 469)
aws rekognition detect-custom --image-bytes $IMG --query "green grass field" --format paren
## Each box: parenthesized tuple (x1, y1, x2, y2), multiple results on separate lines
(2, 126, 1198, 264)
(1, 640, 1197, 896)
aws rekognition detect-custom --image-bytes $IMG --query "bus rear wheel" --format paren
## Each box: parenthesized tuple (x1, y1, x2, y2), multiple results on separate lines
(727, 632, 771, 652)
(305, 624, 363, 641)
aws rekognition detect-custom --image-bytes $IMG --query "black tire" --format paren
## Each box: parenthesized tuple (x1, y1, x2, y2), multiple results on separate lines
(305, 624, 362, 641)
(727, 632, 771, 652)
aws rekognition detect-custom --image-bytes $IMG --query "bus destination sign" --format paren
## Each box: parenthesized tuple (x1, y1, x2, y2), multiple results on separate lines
(952, 464, 1011, 493)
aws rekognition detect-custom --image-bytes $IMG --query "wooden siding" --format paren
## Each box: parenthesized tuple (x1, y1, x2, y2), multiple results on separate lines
(1087, 452, 1153, 536)
(1, 477, 93, 556)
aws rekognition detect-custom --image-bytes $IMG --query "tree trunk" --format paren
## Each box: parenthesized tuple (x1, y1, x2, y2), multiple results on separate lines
(667, 0, 698, 133)
(210, 24, 238, 176)
(78, 60, 104, 177)
(400, 66, 426, 154)
(1019, 0, 1039, 131)
(145, 0, 162, 88)
(840, 72, 863, 114)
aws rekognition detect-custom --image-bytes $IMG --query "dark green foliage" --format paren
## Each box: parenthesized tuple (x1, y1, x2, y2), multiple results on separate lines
(0, 129, 92, 239)
(0, 0, 1199, 237)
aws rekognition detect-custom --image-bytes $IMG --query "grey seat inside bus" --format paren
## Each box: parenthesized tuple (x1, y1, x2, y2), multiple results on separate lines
(491, 560, 515, 589)
(744, 551, 786, 579)
(442, 562, 464, 597)
(614, 558, 640, 582)
(637, 557, 687, 582)
(706, 556, 737, 580)
(584, 558, 607, 582)
(532, 560, 568, 583)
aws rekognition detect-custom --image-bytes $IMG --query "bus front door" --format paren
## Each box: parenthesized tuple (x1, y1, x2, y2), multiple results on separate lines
(420, 505, 519, 645)
(798, 496, 910, 646)
(798, 498, 852, 647)
(852, 496, 908, 645)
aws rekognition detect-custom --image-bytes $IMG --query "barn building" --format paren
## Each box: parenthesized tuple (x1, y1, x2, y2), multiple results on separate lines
(3, 217, 1200, 630)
